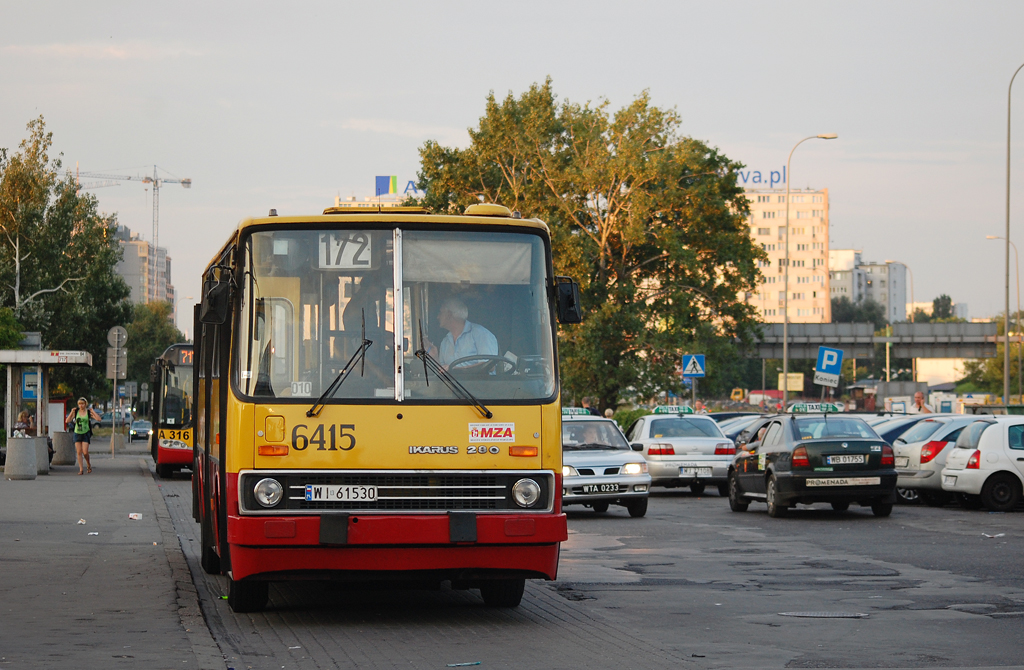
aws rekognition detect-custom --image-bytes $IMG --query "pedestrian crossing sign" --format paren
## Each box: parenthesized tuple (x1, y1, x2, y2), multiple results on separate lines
(682, 354, 705, 378)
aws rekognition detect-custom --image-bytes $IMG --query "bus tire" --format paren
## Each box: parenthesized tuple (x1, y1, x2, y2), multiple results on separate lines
(227, 579, 269, 613)
(480, 578, 525, 607)
(156, 463, 173, 479)
(200, 513, 221, 575)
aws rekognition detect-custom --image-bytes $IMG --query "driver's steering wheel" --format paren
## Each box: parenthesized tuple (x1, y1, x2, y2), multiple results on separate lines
(448, 355, 517, 376)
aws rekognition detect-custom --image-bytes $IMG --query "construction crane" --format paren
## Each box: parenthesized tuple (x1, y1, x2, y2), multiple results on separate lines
(76, 165, 191, 302)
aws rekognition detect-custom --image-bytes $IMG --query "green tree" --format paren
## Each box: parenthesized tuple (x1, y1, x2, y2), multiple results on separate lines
(126, 301, 185, 386)
(0, 117, 133, 398)
(933, 294, 954, 320)
(831, 296, 887, 330)
(415, 80, 765, 411)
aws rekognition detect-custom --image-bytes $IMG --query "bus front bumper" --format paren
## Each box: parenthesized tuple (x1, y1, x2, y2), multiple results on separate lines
(226, 512, 568, 581)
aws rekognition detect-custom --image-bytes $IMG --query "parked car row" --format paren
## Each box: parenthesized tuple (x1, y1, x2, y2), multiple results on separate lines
(562, 404, 1024, 519)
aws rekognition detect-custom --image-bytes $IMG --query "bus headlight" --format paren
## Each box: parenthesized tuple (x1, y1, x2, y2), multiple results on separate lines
(512, 478, 541, 507)
(254, 478, 284, 507)
(562, 465, 579, 477)
(622, 462, 647, 475)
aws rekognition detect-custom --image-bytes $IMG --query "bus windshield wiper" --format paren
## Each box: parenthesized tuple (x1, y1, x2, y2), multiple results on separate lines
(415, 320, 492, 419)
(307, 310, 373, 418)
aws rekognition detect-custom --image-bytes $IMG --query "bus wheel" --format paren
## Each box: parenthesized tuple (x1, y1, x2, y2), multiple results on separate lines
(480, 578, 525, 607)
(156, 463, 173, 479)
(227, 579, 269, 613)
(200, 514, 221, 575)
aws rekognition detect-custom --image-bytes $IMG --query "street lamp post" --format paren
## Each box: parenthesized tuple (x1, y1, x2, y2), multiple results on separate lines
(783, 133, 838, 405)
(988, 235, 1022, 399)
(884, 260, 914, 381)
(1003, 63, 1024, 404)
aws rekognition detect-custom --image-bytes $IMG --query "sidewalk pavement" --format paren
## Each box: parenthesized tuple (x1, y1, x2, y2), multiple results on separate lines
(0, 438, 223, 669)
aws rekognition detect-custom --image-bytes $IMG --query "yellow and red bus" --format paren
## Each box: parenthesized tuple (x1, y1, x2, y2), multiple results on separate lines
(150, 343, 194, 478)
(193, 203, 582, 612)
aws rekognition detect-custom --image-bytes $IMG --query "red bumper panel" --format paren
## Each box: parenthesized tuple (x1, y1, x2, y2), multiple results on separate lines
(227, 512, 567, 546)
(229, 543, 561, 581)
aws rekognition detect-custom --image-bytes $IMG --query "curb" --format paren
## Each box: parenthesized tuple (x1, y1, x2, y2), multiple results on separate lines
(140, 458, 226, 670)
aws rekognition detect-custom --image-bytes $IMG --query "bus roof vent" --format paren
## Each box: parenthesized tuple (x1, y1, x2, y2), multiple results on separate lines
(322, 205, 429, 215)
(464, 203, 512, 217)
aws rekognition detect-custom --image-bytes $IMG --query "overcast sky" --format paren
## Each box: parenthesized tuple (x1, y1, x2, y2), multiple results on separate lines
(3, 1, 1023, 333)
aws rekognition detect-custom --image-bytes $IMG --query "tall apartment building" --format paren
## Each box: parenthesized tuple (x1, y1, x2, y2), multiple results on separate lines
(744, 188, 830, 323)
(114, 225, 176, 315)
(828, 251, 907, 322)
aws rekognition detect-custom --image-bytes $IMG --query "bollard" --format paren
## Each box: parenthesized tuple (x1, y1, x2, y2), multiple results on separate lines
(110, 432, 125, 454)
(51, 432, 76, 466)
(5, 437, 37, 480)
(34, 437, 49, 475)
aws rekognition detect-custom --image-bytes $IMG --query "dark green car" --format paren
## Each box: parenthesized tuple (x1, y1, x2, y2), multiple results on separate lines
(727, 404, 898, 518)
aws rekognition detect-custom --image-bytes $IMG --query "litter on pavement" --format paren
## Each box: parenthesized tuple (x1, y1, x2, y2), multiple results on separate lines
(87, 532, 98, 536)
(77, 519, 86, 525)
(447, 664, 481, 667)
(983, 533, 1006, 538)
(128, 513, 142, 520)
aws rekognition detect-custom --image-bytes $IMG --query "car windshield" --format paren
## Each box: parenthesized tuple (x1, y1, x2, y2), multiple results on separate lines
(793, 416, 879, 439)
(649, 417, 724, 438)
(562, 420, 630, 450)
(894, 419, 944, 444)
(235, 228, 556, 404)
(132, 421, 151, 429)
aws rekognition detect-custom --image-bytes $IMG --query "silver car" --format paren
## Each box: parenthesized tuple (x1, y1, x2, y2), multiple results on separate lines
(562, 411, 652, 517)
(894, 415, 985, 506)
(624, 407, 735, 495)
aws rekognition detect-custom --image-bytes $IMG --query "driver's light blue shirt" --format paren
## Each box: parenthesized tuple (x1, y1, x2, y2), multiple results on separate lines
(439, 320, 498, 367)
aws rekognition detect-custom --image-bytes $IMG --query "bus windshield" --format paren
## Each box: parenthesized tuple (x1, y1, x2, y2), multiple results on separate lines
(234, 227, 556, 403)
(160, 363, 194, 427)
(402, 230, 555, 401)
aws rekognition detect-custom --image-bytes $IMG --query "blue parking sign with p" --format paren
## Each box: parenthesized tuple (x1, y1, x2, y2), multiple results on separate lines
(813, 346, 843, 388)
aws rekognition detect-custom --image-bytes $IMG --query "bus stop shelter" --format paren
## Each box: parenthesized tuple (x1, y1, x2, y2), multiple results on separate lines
(1, 350, 93, 438)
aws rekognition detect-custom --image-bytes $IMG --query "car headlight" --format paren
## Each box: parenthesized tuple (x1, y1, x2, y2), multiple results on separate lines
(623, 462, 648, 475)
(254, 478, 284, 507)
(562, 465, 579, 477)
(512, 478, 542, 507)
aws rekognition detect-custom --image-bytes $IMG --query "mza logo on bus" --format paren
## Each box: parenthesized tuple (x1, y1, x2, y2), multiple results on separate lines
(469, 423, 515, 442)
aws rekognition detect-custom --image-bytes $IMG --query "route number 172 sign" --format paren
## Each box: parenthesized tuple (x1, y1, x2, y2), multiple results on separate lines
(319, 232, 373, 269)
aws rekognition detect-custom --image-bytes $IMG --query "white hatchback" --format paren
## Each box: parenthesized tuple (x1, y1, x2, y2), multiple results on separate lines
(893, 416, 977, 507)
(941, 417, 1024, 512)
(624, 408, 734, 495)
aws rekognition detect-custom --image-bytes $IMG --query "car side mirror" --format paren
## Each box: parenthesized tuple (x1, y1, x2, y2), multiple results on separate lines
(630, 443, 643, 452)
(555, 277, 583, 324)
(200, 278, 231, 325)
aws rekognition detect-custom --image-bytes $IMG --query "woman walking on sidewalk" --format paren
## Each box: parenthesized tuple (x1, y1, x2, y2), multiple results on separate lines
(66, 398, 101, 475)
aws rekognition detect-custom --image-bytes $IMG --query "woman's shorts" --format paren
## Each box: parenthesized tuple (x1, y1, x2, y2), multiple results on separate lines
(74, 432, 92, 444)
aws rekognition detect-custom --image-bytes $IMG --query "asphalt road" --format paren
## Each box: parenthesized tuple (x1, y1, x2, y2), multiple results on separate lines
(159, 476, 1024, 670)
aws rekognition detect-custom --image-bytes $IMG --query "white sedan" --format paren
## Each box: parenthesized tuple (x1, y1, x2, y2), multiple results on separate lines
(561, 411, 651, 517)
(624, 407, 734, 495)
(941, 417, 1024, 512)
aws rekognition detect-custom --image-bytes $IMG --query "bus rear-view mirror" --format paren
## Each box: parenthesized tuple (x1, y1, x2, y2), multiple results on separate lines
(555, 277, 583, 324)
(200, 278, 231, 325)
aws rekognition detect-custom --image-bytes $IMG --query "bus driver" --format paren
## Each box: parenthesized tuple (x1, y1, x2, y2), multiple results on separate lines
(425, 297, 498, 369)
